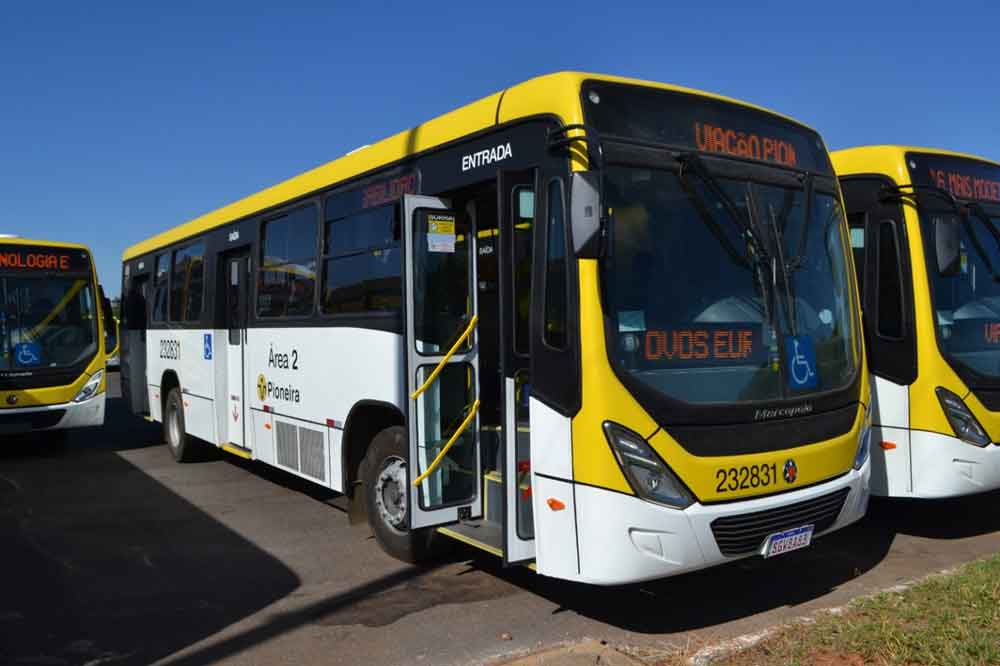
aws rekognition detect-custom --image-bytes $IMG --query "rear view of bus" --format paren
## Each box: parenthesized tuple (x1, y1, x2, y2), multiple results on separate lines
(0, 237, 113, 440)
(834, 147, 1000, 498)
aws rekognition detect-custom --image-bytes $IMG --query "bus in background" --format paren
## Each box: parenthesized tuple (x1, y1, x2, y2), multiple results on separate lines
(122, 72, 870, 584)
(0, 237, 114, 441)
(834, 146, 1000, 498)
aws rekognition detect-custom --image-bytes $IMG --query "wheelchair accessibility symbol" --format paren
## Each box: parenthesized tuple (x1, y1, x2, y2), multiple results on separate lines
(14, 342, 42, 367)
(784, 335, 818, 390)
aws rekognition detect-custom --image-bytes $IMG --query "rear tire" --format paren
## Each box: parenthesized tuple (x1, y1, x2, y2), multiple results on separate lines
(163, 387, 196, 462)
(362, 425, 440, 563)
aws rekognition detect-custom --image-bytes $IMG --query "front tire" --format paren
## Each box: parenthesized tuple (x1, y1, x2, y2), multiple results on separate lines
(163, 387, 196, 462)
(362, 425, 440, 563)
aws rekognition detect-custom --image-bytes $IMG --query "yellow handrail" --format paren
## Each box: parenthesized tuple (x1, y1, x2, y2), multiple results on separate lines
(412, 399, 479, 487)
(410, 314, 478, 400)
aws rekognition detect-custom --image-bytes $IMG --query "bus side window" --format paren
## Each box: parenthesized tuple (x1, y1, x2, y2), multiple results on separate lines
(257, 204, 319, 318)
(847, 212, 866, 293)
(876, 221, 904, 340)
(151, 254, 169, 322)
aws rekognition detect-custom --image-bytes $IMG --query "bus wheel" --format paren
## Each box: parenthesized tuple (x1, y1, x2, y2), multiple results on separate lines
(362, 425, 439, 563)
(164, 387, 195, 462)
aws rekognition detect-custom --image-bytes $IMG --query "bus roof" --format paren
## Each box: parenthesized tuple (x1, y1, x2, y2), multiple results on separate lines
(832, 145, 1000, 182)
(123, 71, 820, 261)
(0, 237, 92, 252)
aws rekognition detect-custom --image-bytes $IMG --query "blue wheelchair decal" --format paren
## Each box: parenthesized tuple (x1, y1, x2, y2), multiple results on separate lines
(203, 333, 213, 360)
(14, 342, 43, 367)
(784, 335, 818, 390)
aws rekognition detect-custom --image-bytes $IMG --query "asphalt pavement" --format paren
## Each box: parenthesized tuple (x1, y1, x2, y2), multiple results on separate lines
(3, 374, 1000, 665)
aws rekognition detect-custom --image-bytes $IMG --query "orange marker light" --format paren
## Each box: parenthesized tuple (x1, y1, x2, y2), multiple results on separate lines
(546, 498, 566, 511)
(264, 423, 272, 430)
(880, 441, 897, 450)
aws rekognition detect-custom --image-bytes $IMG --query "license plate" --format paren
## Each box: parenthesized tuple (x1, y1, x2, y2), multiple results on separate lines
(762, 524, 814, 558)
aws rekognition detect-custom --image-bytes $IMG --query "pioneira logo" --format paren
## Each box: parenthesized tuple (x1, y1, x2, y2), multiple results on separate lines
(754, 403, 814, 421)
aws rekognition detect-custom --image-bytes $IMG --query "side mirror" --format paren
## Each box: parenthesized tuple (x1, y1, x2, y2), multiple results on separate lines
(935, 217, 962, 277)
(570, 170, 603, 258)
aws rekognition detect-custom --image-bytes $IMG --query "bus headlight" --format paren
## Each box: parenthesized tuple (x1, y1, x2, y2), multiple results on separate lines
(73, 370, 104, 403)
(603, 421, 694, 509)
(937, 387, 990, 447)
(854, 401, 872, 470)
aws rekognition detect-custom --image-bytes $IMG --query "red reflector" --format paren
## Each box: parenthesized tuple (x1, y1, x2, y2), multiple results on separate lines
(517, 461, 530, 474)
(880, 441, 897, 450)
(521, 487, 532, 500)
(546, 498, 565, 511)
(263, 405, 271, 413)
(326, 419, 335, 428)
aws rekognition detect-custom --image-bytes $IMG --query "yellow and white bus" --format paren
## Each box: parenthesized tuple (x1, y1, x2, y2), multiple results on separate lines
(0, 237, 112, 440)
(121, 72, 871, 584)
(834, 146, 1000, 498)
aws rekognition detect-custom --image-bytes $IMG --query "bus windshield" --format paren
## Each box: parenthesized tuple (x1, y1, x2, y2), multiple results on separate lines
(0, 276, 98, 371)
(602, 165, 858, 405)
(920, 205, 1000, 378)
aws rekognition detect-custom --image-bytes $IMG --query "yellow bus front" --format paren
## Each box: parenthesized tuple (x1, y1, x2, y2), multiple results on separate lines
(531, 79, 871, 584)
(0, 238, 108, 437)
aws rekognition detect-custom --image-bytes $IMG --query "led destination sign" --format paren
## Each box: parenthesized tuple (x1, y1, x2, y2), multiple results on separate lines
(642, 325, 763, 365)
(0, 244, 91, 274)
(584, 81, 832, 173)
(907, 152, 1000, 204)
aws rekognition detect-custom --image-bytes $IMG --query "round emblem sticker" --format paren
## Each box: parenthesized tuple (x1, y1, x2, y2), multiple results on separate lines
(783, 459, 798, 484)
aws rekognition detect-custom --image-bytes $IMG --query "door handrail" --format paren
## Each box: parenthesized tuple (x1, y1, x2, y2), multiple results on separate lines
(412, 399, 480, 487)
(410, 314, 478, 400)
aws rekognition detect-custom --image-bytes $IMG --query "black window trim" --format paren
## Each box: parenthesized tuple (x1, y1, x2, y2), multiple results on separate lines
(542, 176, 569, 351)
(318, 200, 402, 319)
(255, 200, 321, 320)
(168, 240, 207, 323)
(874, 218, 907, 342)
(151, 252, 170, 323)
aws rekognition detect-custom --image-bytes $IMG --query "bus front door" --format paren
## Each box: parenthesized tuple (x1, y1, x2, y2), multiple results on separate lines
(223, 250, 250, 450)
(498, 170, 536, 564)
(403, 194, 483, 529)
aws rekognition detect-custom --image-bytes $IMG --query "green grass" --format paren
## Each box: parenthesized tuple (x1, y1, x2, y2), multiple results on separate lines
(717, 554, 1000, 666)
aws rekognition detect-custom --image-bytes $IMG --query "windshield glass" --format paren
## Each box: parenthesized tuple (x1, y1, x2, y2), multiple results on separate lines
(603, 166, 858, 405)
(920, 204, 1000, 377)
(0, 276, 98, 371)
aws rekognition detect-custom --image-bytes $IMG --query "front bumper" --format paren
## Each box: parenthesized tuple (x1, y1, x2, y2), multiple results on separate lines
(910, 429, 1000, 498)
(564, 459, 870, 585)
(0, 392, 106, 435)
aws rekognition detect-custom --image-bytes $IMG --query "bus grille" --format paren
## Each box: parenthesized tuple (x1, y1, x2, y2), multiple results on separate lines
(299, 427, 325, 481)
(275, 421, 299, 470)
(710, 487, 850, 557)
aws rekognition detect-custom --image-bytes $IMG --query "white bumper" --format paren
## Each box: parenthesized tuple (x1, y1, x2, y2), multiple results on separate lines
(541, 459, 870, 586)
(910, 429, 1000, 498)
(0, 392, 106, 434)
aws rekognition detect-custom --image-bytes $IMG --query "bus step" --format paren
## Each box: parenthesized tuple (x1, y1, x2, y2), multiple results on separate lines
(437, 519, 503, 558)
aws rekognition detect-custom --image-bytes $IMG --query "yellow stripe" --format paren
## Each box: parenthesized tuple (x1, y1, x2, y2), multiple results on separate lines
(436, 527, 503, 558)
(222, 443, 252, 460)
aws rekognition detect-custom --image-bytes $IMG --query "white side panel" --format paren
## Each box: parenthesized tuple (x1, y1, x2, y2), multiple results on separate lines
(244, 328, 403, 427)
(869, 425, 911, 497)
(180, 393, 215, 443)
(252, 409, 275, 466)
(911, 429, 1000, 498)
(529, 398, 572, 478)
(871, 375, 908, 429)
(328, 426, 344, 493)
(145, 329, 217, 441)
(531, 475, 579, 579)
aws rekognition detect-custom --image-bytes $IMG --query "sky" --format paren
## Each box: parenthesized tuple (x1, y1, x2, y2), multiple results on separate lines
(2, 1, 998, 296)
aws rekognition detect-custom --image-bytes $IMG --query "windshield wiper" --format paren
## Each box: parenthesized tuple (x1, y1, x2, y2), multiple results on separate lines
(675, 152, 770, 260)
(786, 172, 814, 272)
(763, 198, 798, 335)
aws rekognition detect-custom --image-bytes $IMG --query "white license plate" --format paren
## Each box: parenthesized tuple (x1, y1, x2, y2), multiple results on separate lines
(762, 524, 814, 558)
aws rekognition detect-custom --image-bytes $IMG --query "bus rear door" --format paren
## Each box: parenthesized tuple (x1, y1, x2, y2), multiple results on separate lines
(222, 249, 251, 450)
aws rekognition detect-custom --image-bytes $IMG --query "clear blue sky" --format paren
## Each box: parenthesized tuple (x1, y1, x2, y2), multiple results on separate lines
(2, 1, 998, 296)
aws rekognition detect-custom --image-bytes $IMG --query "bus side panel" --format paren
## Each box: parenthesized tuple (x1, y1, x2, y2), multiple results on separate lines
(146, 328, 218, 444)
(244, 326, 404, 493)
(870, 376, 910, 496)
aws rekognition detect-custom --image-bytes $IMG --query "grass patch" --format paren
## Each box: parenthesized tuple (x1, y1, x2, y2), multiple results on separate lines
(715, 554, 1000, 666)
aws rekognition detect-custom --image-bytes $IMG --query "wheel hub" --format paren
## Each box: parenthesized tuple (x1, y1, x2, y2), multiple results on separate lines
(374, 456, 407, 531)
